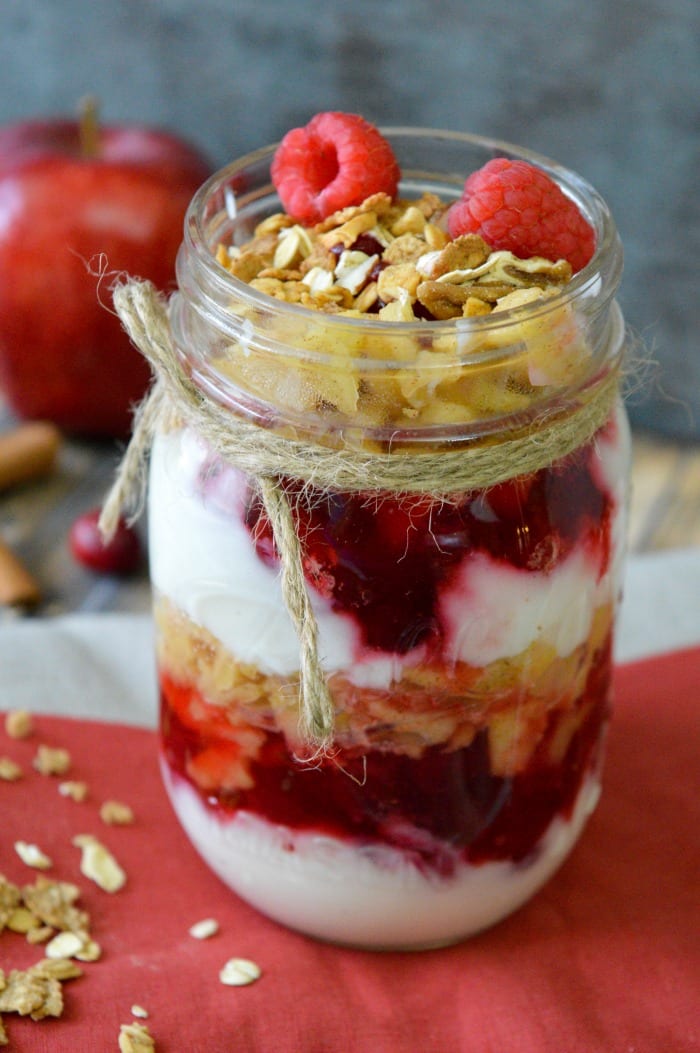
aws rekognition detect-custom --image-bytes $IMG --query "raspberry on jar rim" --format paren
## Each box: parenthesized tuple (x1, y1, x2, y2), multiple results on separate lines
(447, 157, 596, 273)
(271, 111, 401, 225)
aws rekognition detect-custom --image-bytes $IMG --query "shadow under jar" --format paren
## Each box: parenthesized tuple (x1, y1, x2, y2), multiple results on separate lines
(149, 129, 630, 950)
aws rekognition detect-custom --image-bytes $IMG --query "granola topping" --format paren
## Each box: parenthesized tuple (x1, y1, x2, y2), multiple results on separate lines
(217, 193, 572, 321)
(209, 187, 592, 437)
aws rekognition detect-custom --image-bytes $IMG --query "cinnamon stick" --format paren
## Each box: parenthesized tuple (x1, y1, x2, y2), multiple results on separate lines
(0, 537, 41, 607)
(0, 422, 62, 491)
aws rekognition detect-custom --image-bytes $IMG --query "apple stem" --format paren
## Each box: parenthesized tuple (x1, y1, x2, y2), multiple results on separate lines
(78, 95, 101, 158)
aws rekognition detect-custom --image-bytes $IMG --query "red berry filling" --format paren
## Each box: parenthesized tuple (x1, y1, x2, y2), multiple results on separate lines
(271, 112, 400, 224)
(447, 157, 596, 272)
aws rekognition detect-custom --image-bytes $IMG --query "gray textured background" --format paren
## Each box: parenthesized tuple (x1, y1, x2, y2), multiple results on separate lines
(1, 0, 698, 438)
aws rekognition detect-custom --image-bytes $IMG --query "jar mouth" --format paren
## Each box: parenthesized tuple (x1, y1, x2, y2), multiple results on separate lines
(181, 126, 623, 350)
(172, 127, 626, 445)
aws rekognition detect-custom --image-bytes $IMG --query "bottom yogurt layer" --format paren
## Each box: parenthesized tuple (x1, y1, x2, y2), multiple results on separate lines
(163, 762, 601, 949)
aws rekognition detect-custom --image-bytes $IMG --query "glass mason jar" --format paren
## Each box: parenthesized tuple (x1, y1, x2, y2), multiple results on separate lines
(148, 130, 630, 950)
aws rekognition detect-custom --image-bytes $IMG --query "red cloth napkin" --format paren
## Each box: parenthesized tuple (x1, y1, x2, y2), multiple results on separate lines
(2, 646, 699, 1053)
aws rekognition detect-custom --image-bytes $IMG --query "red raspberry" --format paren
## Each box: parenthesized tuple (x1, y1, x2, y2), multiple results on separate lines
(271, 111, 400, 225)
(447, 158, 595, 272)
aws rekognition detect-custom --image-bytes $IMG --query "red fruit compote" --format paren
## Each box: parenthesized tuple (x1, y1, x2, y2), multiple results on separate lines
(149, 129, 630, 949)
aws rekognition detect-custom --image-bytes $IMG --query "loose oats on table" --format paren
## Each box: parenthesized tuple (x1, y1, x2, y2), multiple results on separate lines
(14, 841, 52, 871)
(58, 779, 89, 802)
(99, 799, 135, 825)
(72, 834, 127, 893)
(33, 744, 71, 776)
(0, 757, 23, 781)
(4, 709, 33, 740)
(118, 1020, 156, 1052)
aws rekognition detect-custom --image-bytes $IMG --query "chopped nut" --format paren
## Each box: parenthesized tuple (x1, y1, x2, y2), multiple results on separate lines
(14, 842, 52, 871)
(0, 757, 23, 781)
(390, 205, 427, 236)
(378, 292, 417, 322)
(73, 834, 126, 893)
(58, 780, 89, 802)
(188, 917, 219, 940)
(4, 709, 33, 739)
(416, 279, 474, 319)
(33, 744, 71, 776)
(319, 209, 377, 249)
(119, 1021, 156, 1052)
(99, 799, 134, 825)
(423, 221, 449, 250)
(219, 957, 262, 986)
(314, 192, 392, 233)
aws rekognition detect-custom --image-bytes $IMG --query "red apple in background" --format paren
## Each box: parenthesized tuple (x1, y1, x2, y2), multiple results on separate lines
(0, 100, 212, 438)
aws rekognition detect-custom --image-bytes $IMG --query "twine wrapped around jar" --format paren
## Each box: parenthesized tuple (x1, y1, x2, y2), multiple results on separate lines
(100, 278, 620, 749)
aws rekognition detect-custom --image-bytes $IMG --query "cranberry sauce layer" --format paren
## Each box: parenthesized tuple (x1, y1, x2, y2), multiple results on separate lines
(243, 434, 612, 655)
(160, 636, 610, 874)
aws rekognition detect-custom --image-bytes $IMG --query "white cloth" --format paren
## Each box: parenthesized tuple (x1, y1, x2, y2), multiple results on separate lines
(2, 548, 699, 727)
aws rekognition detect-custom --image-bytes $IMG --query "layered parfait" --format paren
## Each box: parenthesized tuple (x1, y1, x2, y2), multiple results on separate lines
(150, 114, 629, 947)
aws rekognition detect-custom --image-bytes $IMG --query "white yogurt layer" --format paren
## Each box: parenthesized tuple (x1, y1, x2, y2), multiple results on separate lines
(162, 762, 601, 949)
(148, 424, 625, 685)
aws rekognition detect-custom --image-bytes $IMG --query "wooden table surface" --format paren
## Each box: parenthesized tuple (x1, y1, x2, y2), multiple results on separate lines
(1, 405, 699, 621)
